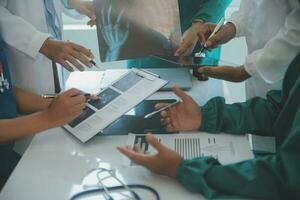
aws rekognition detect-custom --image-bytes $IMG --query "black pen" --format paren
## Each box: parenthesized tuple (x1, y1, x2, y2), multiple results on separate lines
(83, 55, 100, 68)
(89, 59, 100, 68)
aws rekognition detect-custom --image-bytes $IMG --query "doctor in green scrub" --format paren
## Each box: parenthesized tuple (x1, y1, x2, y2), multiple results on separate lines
(118, 52, 300, 199)
(127, 0, 232, 68)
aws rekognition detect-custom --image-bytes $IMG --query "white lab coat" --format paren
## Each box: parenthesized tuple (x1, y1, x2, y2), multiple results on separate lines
(0, 0, 64, 94)
(229, 0, 300, 99)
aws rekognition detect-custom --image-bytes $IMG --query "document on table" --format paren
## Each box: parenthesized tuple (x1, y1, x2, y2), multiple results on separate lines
(64, 68, 168, 143)
(64, 70, 127, 94)
(125, 132, 254, 165)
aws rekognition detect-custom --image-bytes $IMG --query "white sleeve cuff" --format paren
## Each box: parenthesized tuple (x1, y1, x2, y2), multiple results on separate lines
(26, 32, 51, 59)
(244, 51, 260, 77)
(228, 14, 244, 37)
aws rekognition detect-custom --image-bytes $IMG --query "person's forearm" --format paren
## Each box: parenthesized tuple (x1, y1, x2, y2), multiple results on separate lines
(177, 108, 300, 199)
(0, 5, 50, 59)
(13, 87, 51, 114)
(200, 94, 281, 135)
(0, 111, 53, 143)
(176, 155, 287, 199)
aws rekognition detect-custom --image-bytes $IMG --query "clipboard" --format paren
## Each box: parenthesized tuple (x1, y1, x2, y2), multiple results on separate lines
(64, 68, 168, 143)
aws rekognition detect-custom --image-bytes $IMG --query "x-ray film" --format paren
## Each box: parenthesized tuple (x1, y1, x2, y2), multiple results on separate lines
(94, 0, 182, 62)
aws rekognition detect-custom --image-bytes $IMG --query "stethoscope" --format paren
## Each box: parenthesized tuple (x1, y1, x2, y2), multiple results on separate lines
(0, 60, 10, 94)
(69, 184, 160, 200)
(69, 168, 161, 200)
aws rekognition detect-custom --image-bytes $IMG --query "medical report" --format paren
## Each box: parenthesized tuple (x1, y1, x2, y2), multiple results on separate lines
(64, 69, 168, 143)
(125, 133, 254, 165)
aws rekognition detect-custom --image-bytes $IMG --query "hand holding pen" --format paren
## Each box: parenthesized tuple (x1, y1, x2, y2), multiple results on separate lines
(195, 18, 237, 56)
(196, 18, 225, 56)
(144, 100, 181, 119)
(42, 89, 99, 128)
(40, 39, 100, 72)
(42, 92, 97, 102)
(153, 86, 202, 132)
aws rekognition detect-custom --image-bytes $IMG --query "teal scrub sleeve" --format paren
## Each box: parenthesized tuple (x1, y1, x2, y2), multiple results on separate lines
(200, 91, 282, 135)
(191, 0, 232, 23)
(176, 108, 300, 199)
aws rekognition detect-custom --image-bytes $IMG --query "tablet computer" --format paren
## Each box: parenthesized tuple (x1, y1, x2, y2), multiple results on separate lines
(102, 99, 178, 135)
(151, 55, 220, 68)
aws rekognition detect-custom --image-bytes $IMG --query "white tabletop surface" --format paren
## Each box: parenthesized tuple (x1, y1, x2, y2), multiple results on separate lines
(0, 76, 231, 200)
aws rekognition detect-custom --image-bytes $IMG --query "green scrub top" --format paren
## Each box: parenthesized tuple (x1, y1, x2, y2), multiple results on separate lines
(176, 52, 300, 199)
(127, 0, 232, 68)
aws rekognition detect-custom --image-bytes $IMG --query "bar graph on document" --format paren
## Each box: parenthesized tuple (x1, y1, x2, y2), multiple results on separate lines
(126, 133, 254, 166)
(174, 138, 235, 160)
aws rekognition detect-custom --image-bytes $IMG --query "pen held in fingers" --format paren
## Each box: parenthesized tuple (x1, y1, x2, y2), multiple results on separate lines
(197, 45, 206, 56)
(42, 93, 92, 101)
(89, 59, 100, 68)
(195, 17, 225, 56)
(82, 54, 100, 68)
(144, 101, 181, 119)
(41, 94, 56, 99)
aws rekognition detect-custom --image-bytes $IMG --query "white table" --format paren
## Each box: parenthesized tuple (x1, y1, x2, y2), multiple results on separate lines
(0, 76, 235, 200)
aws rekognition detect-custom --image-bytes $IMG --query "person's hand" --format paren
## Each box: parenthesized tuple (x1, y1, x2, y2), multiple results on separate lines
(155, 86, 202, 132)
(175, 22, 204, 56)
(117, 134, 182, 178)
(40, 38, 94, 71)
(44, 88, 89, 127)
(69, 0, 96, 26)
(198, 65, 251, 82)
(202, 22, 236, 51)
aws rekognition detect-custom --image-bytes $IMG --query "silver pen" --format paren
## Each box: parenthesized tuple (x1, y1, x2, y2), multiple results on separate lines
(41, 93, 92, 99)
(196, 17, 225, 56)
(144, 100, 181, 119)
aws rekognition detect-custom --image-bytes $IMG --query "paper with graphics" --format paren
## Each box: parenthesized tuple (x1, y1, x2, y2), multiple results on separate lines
(125, 133, 254, 165)
(64, 68, 167, 143)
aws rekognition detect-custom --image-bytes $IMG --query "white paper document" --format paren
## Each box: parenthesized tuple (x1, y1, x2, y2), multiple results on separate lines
(64, 69, 168, 143)
(125, 132, 254, 165)
(64, 70, 128, 94)
(65, 71, 104, 94)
